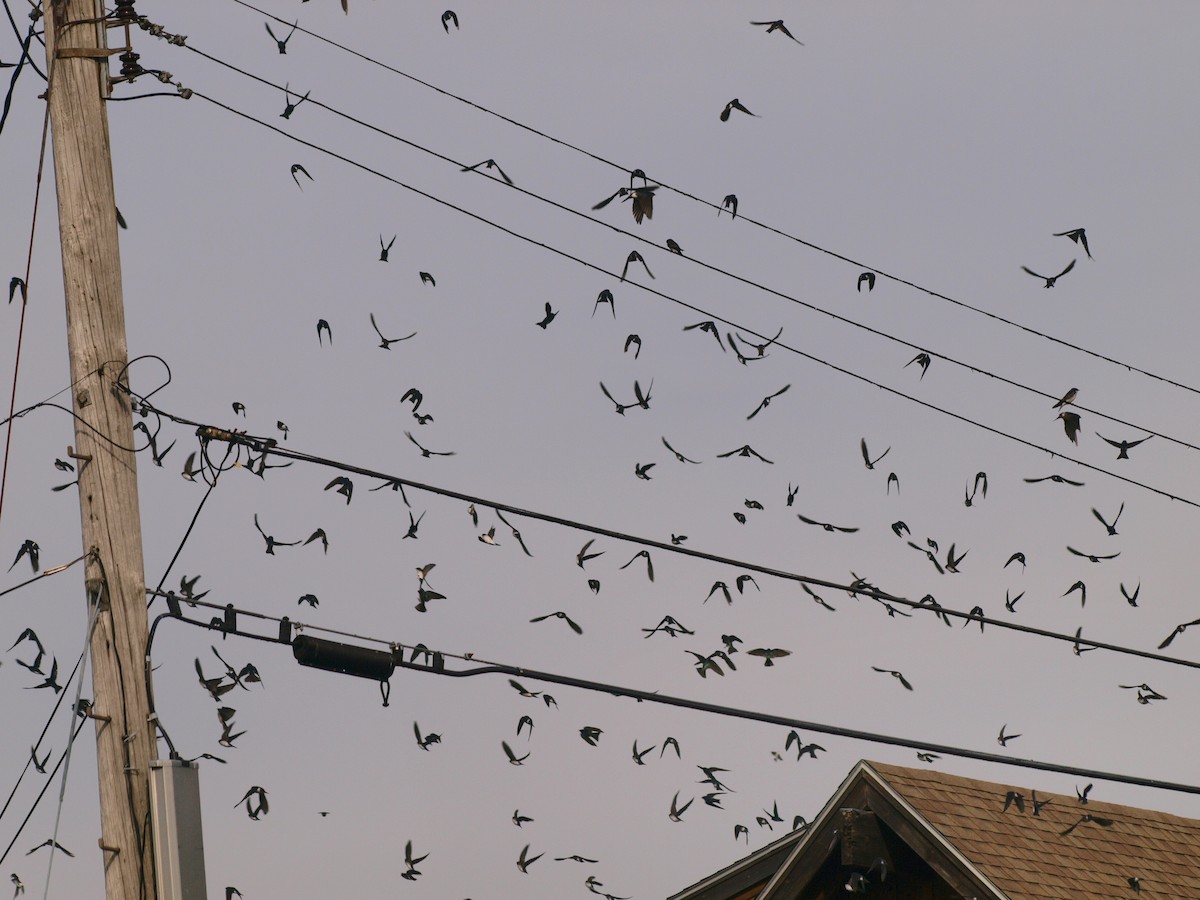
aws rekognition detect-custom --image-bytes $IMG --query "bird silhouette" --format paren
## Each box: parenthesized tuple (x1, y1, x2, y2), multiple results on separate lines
(1067, 546, 1119, 563)
(536, 303, 557, 329)
(1004, 552, 1026, 570)
(441, 9, 459, 31)
(1057, 411, 1082, 444)
(516, 843, 543, 873)
(666, 238, 683, 254)
(905, 352, 931, 378)
(264, 19, 297, 53)
(280, 84, 310, 119)
(378, 234, 396, 261)
(579, 726, 603, 746)
(1052, 387, 1078, 410)
(419, 271, 436, 287)
(591, 289, 616, 319)
(619, 251, 654, 282)
(460, 158, 513, 186)
(720, 98, 756, 121)
(237, 785, 269, 820)
(668, 792, 694, 822)
(857, 272, 875, 292)
(1024, 473, 1084, 486)
(997, 724, 1021, 746)
(1158, 616, 1200, 649)
(413, 722, 442, 751)
(747, 384, 790, 420)
(797, 513, 858, 533)
(253, 514, 300, 555)
(720, 194, 738, 218)
(682, 319, 726, 352)
(1120, 582, 1140, 607)
(501, 739, 530, 768)
(576, 539, 604, 569)
(1021, 259, 1076, 287)
(964, 472, 987, 506)
(619, 550, 654, 582)
(750, 19, 802, 43)
(316, 319, 332, 346)
(623, 333, 641, 357)
(513, 809, 533, 827)
(405, 431, 455, 457)
(1053, 227, 1091, 259)
(9, 539, 39, 573)
(1063, 580, 1087, 606)
(717, 445, 773, 464)
(25, 840, 73, 858)
(530, 611, 583, 634)
(748, 648, 791, 666)
(1060, 813, 1114, 836)
(860, 438, 891, 470)
(871, 666, 913, 690)
(290, 163, 312, 188)
(1095, 433, 1151, 459)
(369, 312, 416, 349)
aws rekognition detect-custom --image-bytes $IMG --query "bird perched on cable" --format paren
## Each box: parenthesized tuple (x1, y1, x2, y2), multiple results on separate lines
(720, 98, 756, 121)
(1021, 259, 1076, 287)
(1052, 387, 1078, 409)
(750, 19, 803, 43)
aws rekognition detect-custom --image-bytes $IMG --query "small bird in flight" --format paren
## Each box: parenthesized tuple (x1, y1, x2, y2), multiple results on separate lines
(379, 235, 396, 261)
(857, 272, 875, 292)
(405, 431, 455, 458)
(860, 438, 891, 470)
(905, 352, 931, 378)
(1095, 433, 1151, 460)
(997, 724, 1021, 746)
(1053, 228, 1091, 259)
(369, 312, 416, 349)
(620, 250, 654, 282)
(441, 9, 459, 32)
(720, 194, 739, 218)
(720, 98, 757, 121)
(1058, 411, 1081, 444)
(747, 385, 790, 420)
(290, 163, 312, 189)
(871, 666, 913, 690)
(1021, 259, 1076, 287)
(460, 158, 513, 185)
(280, 84, 310, 119)
(264, 20, 298, 53)
(750, 19, 802, 43)
(717, 444, 773, 464)
(316, 318, 332, 346)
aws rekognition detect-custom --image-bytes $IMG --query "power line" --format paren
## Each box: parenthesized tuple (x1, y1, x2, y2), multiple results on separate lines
(222, 0, 1200, 401)
(151, 598, 1200, 798)
(129, 414, 1200, 673)
(145, 90, 1200, 509)
(176, 41, 1200, 457)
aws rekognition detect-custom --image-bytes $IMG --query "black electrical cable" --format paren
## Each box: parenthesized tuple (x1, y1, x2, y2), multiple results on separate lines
(179, 43, 1198, 457)
(221, 0, 1200, 402)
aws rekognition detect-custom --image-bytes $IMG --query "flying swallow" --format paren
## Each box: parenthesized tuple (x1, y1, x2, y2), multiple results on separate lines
(530, 611, 583, 634)
(535, 303, 557, 329)
(720, 98, 756, 121)
(593, 289, 616, 319)
(716, 444, 773, 463)
(997, 724, 1021, 746)
(369, 312, 416, 348)
(9, 539, 39, 573)
(460, 158, 513, 185)
(797, 513, 858, 533)
(1058, 411, 1081, 444)
(1120, 581, 1140, 607)
(860, 438, 890, 470)
(871, 666, 913, 690)
(748, 648, 791, 666)
(619, 550, 654, 582)
(668, 792, 694, 822)
(516, 843, 543, 873)
(720, 194, 738, 219)
(682, 319, 725, 352)
(1095, 433, 1151, 460)
(620, 251, 654, 282)
(264, 19, 297, 53)
(441, 9, 459, 31)
(747, 384, 790, 420)
(857, 272, 875, 292)
(280, 84, 310, 119)
(405, 431, 455, 457)
(750, 19, 802, 43)
(290, 163, 312, 188)
(1024, 473, 1084, 486)
(906, 352, 931, 378)
(1021, 259, 1076, 287)
(1053, 228, 1091, 259)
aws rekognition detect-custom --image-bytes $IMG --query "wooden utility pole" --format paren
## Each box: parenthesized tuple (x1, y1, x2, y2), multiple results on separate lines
(43, 1, 158, 898)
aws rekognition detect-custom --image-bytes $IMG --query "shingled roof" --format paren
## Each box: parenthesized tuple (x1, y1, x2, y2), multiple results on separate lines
(671, 759, 1200, 899)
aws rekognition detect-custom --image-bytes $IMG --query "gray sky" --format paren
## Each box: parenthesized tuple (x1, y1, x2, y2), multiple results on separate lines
(3, 2, 1200, 897)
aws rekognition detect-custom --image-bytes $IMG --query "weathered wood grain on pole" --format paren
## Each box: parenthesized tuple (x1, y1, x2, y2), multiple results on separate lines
(43, 1, 158, 897)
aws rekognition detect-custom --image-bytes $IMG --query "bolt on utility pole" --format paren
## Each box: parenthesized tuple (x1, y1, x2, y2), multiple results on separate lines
(43, 0, 158, 897)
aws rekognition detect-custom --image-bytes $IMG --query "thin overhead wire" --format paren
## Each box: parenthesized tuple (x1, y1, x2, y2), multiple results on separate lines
(149, 92, 1200, 509)
(178, 43, 1198, 456)
(130, 412, 1200, 672)
(223, 0, 1200, 401)
(154, 600, 1200, 797)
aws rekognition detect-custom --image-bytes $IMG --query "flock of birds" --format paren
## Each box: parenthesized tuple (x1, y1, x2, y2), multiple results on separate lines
(2, 7, 1192, 899)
